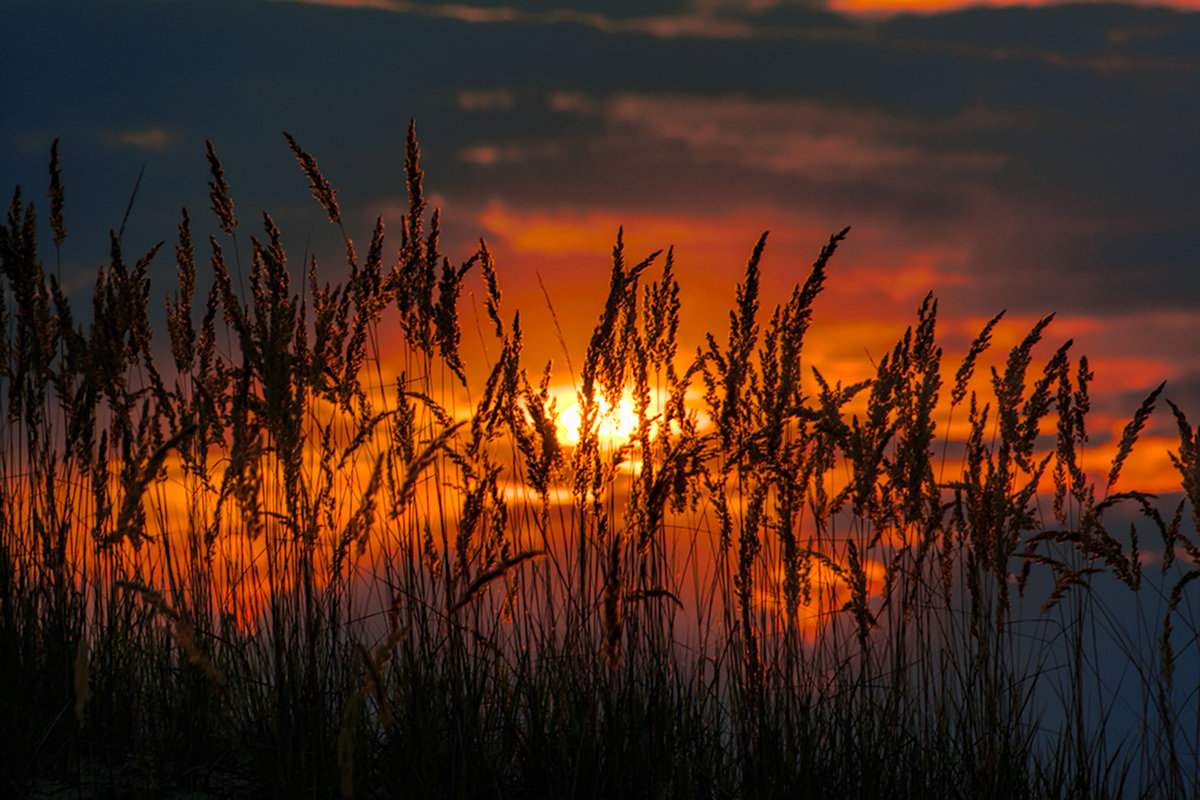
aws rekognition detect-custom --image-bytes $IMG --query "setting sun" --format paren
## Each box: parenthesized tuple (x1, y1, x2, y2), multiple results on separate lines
(555, 395, 649, 445)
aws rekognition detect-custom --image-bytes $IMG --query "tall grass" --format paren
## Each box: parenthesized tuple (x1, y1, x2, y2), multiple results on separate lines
(1, 128, 1197, 798)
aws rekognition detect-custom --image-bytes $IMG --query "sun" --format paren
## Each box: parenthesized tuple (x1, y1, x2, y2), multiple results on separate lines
(556, 396, 644, 446)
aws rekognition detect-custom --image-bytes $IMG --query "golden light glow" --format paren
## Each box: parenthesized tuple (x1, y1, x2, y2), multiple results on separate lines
(556, 395, 649, 446)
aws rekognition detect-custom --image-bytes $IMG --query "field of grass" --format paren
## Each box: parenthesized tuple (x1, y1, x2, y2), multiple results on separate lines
(2, 128, 1198, 798)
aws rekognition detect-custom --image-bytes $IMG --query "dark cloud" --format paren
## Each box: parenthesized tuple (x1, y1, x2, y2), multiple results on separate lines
(2, 0, 1197, 411)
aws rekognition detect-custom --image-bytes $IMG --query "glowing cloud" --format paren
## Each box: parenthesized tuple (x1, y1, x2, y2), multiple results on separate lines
(830, 0, 1200, 15)
(476, 201, 804, 257)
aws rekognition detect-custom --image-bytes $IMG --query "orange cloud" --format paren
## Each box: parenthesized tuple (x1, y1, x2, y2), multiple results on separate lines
(1085, 435, 1181, 494)
(831, 0, 1200, 13)
(838, 245, 969, 302)
(471, 202, 861, 369)
(476, 201, 825, 258)
(467, 202, 1059, 394)
(474, 200, 975, 311)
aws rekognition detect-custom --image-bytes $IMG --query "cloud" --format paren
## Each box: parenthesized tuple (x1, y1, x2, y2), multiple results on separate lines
(830, 0, 1200, 17)
(458, 141, 563, 166)
(689, 0, 801, 11)
(458, 89, 516, 110)
(294, 0, 1200, 21)
(285, 0, 762, 38)
(1085, 435, 1181, 493)
(476, 200, 828, 257)
(468, 200, 991, 370)
(458, 145, 511, 166)
(839, 245, 969, 301)
(548, 91, 1012, 183)
(285, 0, 1200, 76)
(105, 127, 174, 151)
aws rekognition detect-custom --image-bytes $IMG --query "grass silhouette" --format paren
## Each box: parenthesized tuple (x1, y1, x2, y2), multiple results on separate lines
(1, 127, 1197, 798)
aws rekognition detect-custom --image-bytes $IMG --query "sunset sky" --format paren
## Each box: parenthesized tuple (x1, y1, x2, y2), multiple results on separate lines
(3, 0, 1199, 487)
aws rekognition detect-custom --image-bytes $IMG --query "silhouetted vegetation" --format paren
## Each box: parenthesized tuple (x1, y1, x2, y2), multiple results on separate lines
(1, 129, 1197, 798)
